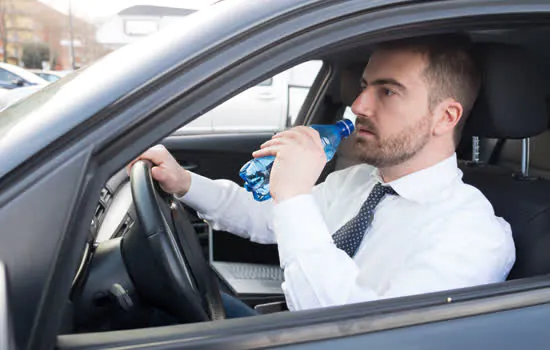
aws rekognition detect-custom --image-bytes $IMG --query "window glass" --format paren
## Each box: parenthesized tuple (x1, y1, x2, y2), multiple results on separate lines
(0, 68, 18, 84)
(124, 20, 159, 36)
(0, 64, 45, 84)
(175, 60, 323, 135)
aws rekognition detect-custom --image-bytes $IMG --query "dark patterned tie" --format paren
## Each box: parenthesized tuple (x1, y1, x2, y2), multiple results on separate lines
(332, 183, 397, 257)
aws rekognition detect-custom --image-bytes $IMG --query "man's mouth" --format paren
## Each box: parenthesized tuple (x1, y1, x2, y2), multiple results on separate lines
(357, 126, 376, 137)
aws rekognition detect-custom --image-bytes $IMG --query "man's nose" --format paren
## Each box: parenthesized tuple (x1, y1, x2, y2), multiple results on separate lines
(351, 87, 374, 118)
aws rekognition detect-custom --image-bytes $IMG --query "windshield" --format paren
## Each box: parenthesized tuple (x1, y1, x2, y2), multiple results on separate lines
(1, 64, 47, 85)
(38, 73, 61, 82)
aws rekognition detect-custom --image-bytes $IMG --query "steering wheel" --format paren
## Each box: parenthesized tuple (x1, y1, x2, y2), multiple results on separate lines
(128, 160, 225, 322)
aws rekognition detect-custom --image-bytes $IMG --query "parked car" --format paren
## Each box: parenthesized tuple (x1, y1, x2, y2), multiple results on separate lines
(0, 85, 44, 111)
(0, 62, 47, 90)
(2, 1, 550, 350)
(180, 60, 322, 134)
(29, 69, 71, 83)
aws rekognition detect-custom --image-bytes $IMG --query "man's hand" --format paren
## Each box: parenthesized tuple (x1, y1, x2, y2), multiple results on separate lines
(252, 126, 326, 203)
(127, 144, 191, 197)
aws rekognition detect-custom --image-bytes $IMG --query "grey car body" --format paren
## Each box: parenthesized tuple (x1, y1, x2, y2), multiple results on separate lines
(2, 1, 550, 349)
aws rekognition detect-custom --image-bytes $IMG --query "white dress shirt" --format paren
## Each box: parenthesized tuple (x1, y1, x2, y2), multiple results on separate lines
(180, 153, 515, 311)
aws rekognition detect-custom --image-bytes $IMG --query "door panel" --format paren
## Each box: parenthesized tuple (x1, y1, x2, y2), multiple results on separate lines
(0, 262, 15, 350)
(56, 296, 550, 349)
(280, 304, 550, 350)
(162, 132, 273, 183)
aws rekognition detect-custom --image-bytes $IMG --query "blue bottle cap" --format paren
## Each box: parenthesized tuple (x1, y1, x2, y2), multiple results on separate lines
(336, 119, 355, 138)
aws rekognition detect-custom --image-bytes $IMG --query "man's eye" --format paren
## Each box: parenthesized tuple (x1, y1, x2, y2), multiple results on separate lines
(383, 88, 395, 97)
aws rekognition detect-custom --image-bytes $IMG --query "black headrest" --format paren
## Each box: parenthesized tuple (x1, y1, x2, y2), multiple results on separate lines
(464, 44, 547, 139)
(340, 63, 365, 107)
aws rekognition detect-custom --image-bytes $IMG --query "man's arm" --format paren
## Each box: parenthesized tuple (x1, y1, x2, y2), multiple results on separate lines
(129, 144, 278, 244)
(179, 163, 337, 244)
(178, 171, 277, 244)
(275, 200, 515, 310)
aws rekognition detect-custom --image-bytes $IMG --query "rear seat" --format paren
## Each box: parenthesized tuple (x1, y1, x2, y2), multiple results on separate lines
(458, 43, 550, 280)
(498, 129, 550, 178)
(459, 127, 550, 179)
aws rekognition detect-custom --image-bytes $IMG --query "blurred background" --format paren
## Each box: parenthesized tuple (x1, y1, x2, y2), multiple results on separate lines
(0, 0, 215, 82)
(0, 0, 342, 133)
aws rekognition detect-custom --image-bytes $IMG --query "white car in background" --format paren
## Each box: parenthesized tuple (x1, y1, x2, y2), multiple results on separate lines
(29, 69, 72, 83)
(0, 62, 47, 90)
(0, 85, 44, 111)
(178, 60, 325, 134)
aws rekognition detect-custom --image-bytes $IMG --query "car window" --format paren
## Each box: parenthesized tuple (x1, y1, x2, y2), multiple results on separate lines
(0, 64, 46, 84)
(38, 73, 60, 83)
(174, 60, 323, 135)
(0, 68, 18, 84)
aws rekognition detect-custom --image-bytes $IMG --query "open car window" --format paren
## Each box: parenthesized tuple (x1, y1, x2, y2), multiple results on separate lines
(175, 60, 322, 135)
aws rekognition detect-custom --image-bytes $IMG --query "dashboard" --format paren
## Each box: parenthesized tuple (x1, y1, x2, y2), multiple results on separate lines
(73, 169, 134, 288)
(69, 167, 285, 332)
(91, 169, 134, 243)
(95, 182, 134, 243)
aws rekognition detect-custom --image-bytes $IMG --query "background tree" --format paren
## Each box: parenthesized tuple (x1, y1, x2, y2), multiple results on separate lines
(21, 41, 50, 68)
(0, 0, 13, 63)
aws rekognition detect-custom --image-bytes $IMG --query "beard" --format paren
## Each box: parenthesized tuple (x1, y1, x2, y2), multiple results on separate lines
(354, 115, 431, 168)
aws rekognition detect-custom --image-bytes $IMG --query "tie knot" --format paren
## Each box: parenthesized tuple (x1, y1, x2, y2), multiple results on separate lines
(372, 182, 397, 197)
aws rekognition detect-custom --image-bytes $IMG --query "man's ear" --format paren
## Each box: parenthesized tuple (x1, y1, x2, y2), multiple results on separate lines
(433, 99, 463, 137)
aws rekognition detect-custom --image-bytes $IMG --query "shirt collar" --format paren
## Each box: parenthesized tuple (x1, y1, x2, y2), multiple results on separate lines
(371, 153, 461, 204)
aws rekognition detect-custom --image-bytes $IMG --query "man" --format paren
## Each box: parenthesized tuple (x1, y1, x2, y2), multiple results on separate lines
(132, 34, 515, 313)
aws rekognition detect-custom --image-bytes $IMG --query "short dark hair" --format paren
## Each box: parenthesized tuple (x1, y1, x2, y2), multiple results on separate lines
(378, 34, 481, 145)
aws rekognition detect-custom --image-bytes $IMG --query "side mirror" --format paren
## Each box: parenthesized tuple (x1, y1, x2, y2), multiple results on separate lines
(10, 79, 24, 87)
(0, 262, 15, 350)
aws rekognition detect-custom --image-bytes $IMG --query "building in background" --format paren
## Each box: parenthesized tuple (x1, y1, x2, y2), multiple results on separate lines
(96, 5, 196, 51)
(0, 0, 109, 70)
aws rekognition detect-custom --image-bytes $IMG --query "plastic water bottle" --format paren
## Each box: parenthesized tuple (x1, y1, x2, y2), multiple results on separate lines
(239, 119, 355, 201)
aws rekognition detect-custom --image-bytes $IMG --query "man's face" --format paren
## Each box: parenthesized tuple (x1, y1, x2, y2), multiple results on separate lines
(351, 48, 434, 168)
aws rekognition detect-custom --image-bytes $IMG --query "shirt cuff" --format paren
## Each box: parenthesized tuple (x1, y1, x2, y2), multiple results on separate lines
(273, 194, 334, 268)
(175, 172, 221, 214)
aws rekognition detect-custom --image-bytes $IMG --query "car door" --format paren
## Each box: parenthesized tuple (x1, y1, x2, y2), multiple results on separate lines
(164, 133, 269, 185)
(0, 262, 15, 350)
(10, 1, 550, 349)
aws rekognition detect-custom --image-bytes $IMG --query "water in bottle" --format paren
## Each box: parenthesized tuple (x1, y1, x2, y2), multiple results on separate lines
(239, 119, 355, 201)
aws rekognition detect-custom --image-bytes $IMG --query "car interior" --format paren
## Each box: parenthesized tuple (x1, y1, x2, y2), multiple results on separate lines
(61, 25, 550, 335)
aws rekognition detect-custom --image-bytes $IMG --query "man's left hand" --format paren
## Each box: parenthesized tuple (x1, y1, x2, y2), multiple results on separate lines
(252, 126, 327, 203)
